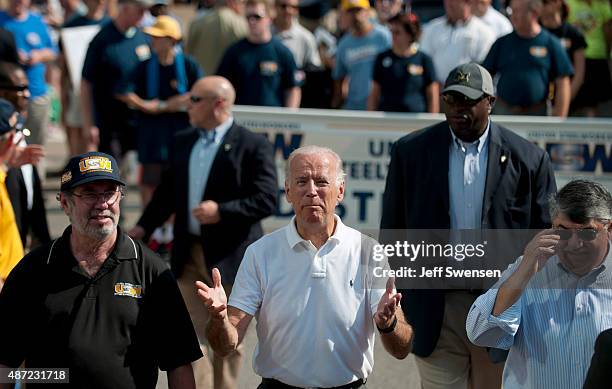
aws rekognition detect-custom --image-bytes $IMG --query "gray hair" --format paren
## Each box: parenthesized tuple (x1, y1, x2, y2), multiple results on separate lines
(548, 179, 612, 223)
(285, 145, 346, 186)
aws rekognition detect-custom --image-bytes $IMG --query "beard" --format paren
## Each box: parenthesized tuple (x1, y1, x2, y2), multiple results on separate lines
(70, 209, 119, 240)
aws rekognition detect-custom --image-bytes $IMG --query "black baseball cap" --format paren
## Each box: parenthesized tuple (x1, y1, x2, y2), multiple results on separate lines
(0, 98, 23, 136)
(60, 152, 126, 191)
(442, 63, 495, 100)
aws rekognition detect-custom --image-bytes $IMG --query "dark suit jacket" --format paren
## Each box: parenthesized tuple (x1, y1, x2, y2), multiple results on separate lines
(380, 121, 557, 357)
(5, 166, 51, 248)
(138, 122, 277, 284)
(0, 28, 18, 64)
(584, 328, 612, 389)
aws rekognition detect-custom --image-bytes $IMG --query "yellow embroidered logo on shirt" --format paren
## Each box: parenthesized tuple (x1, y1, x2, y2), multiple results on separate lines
(529, 46, 548, 57)
(79, 156, 113, 174)
(260, 61, 279, 76)
(135, 44, 151, 61)
(407, 64, 424, 75)
(114, 282, 143, 299)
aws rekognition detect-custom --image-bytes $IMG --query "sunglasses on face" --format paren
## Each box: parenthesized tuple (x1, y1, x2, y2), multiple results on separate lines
(190, 95, 218, 104)
(442, 93, 486, 107)
(554, 228, 602, 241)
(0, 84, 28, 92)
(246, 13, 265, 21)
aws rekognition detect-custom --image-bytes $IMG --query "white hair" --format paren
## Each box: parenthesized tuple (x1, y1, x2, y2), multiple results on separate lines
(285, 145, 346, 186)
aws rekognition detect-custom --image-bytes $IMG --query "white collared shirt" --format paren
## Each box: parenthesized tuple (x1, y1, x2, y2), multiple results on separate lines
(228, 215, 386, 387)
(420, 15, 496, 83)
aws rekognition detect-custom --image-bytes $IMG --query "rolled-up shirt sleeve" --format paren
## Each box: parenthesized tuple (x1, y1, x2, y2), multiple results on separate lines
(466, 257, 524, 350)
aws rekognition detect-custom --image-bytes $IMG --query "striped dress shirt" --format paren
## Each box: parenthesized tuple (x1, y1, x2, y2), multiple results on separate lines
(466, 248, 612, 389)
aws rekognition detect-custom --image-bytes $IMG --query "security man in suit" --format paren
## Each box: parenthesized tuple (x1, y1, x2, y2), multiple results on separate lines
(380, 63, 557, 389)
(130, 75, 277, 389)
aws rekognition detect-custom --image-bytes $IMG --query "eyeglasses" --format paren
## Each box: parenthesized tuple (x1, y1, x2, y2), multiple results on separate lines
(70, 189, 124, 205)
(246, 13, 265, 21)
(554, 228, 603, 242)
(190, 95, 218, 104)
(442, 93, 486, 107)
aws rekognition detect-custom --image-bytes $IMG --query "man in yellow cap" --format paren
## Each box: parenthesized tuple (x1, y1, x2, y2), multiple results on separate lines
(118, 15, 203, 206)
(331, 0, 391, 110)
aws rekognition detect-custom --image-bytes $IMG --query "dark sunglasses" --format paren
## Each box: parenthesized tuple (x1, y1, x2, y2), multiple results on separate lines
(246, 13, 265, 21)
(190, 95, 217, 103)
(554, 228, 601, 241)
(0, 84, 28, 92)
(442, 93, 486, 106)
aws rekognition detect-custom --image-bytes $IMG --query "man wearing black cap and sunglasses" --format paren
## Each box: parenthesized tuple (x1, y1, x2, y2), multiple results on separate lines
(468, 179, 612, 389)
(381, 62, 557, 389)
(0, 61, 51, 252)
(0, 151, 202, 389)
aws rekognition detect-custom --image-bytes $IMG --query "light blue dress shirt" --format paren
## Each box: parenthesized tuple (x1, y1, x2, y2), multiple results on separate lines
(448, 122, 490, 229)
(188, 117, 233, 235)
(466, 248, 612, 389)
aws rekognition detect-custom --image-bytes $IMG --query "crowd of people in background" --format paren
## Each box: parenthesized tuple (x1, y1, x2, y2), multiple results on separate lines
(0, 0, 608, 174)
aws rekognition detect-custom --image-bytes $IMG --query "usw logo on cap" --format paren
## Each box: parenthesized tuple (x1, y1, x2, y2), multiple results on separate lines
(79, 156, 113, 174)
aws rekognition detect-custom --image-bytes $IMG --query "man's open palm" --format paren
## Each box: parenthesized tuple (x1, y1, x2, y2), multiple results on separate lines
(195, 268, 228, 320)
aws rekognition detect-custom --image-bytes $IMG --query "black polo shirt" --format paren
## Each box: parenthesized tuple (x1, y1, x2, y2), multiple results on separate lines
(0, 227, 202, 389)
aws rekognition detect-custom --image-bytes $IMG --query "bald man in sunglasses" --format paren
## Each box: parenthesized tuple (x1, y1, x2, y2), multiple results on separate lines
(467, 179, 612, 389)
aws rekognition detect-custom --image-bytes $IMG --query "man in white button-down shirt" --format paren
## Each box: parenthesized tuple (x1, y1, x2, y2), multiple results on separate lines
(197, 145, 413, 388)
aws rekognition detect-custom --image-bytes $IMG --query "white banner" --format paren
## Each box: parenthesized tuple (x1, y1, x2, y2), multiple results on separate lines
(233, 106, 612, 230)
(60, 25, 101, 91)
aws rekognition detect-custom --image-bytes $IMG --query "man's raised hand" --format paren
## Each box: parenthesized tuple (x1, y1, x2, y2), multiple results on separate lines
(375, 277, 402, 330)
(195, 268, 228, 321)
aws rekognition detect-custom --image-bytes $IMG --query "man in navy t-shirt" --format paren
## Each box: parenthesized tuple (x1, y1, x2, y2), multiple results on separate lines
(81, 0, 154, 158)
(483, 0, 573, 117)
(217, 0, 301, 107)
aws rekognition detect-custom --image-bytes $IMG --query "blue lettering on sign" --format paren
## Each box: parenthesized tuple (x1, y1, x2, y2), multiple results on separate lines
(263, 133, 303, 159)
(368, 140, 395, 157)
(546, 143, 612, 172)
(353, 191, 374, 221)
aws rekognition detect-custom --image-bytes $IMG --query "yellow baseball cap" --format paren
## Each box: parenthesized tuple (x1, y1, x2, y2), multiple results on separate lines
(341, 0, 370, 11)
(144, 15, 182, 41)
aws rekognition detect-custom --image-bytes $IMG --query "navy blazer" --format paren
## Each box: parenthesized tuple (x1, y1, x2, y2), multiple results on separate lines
(380, 121, 557, 357)
(138, 122, 278, 284)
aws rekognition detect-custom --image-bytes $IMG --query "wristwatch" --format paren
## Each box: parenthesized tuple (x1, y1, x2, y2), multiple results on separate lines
(377, 315, 398, 334)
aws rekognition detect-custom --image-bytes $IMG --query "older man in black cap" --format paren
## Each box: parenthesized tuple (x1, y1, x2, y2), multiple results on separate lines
(0, 151, 202, 389)
(380, 62, 557, 389)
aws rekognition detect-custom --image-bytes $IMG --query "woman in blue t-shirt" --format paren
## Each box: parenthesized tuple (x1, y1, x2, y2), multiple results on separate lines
(367, 12, 438, 113)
